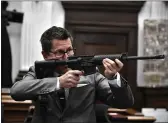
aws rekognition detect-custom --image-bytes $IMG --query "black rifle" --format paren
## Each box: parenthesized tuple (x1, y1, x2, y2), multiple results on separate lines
(35, 53, 165, 79)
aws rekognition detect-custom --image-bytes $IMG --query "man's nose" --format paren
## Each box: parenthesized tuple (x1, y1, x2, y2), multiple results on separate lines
(62, 53, 68, 60)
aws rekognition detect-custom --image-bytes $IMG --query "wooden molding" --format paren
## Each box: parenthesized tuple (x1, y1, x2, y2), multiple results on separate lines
(62, 1, 144, 13)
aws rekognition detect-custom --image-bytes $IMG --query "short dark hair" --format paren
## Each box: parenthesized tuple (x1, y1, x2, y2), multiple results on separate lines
(40, 26, 73, 53)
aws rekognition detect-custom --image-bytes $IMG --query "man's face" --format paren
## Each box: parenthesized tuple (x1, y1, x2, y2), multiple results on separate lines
(42, 38, 74, 73)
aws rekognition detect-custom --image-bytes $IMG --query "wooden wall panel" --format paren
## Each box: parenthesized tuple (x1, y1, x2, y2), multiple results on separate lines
(62, 1, 144, 110)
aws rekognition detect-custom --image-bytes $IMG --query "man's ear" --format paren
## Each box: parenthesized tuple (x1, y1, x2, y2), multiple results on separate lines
(41, 51, 48, 59)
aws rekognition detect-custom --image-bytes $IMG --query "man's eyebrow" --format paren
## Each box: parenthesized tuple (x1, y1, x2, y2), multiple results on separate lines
(55, 47, 72, 51)
(67, 47, 73, 50)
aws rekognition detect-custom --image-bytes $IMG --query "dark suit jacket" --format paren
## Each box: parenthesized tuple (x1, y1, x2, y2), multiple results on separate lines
(10, 66, 134, 123)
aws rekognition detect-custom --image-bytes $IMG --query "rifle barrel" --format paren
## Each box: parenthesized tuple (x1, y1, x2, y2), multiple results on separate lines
(125, 55, 165, 60)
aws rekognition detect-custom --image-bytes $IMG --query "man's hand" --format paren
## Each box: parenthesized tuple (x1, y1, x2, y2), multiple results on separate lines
(59, 70, 83, 88)
(103, 58, 123, 79)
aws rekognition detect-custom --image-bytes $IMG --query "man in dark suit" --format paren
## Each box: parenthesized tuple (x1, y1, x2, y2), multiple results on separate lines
(10, 26, 134, 123)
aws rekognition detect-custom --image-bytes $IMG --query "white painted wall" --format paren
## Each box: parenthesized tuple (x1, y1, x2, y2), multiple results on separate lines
(5, 1, 65, 82)
(6, 2, 22, 82)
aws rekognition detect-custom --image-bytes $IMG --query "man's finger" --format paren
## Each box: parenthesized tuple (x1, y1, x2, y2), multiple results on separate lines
(104, 58, 119, 71)
(68, 74, 80, 81)
(115, 59, 123, 69)
(69, 70, 83, 76)
(103, 61, 115, 72)
(68, 79, 79, 85)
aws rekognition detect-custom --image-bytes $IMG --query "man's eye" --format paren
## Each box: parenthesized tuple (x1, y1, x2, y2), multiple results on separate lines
(58, 50, 65, 54)
(68, 48, 73, 51)
(67, 49, 71, 52)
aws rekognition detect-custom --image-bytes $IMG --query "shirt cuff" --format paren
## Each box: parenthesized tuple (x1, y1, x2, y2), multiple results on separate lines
(108, 72, 121, 87)
(116, 72, 121, 87)
(56, 77, 60, 90)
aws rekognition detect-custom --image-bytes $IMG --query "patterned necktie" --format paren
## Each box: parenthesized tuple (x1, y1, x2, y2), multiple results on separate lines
(54, 72, 70, 109)
(57, 88, 66, 109)
(64, 88, 69, 100)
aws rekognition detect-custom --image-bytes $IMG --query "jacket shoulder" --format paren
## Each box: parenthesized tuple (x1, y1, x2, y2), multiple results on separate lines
(29, 66, 35, 73)
(22, 66, 36, 79)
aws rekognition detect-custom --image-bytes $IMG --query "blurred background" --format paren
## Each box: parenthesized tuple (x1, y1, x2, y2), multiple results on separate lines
(1, 1, 168, 123)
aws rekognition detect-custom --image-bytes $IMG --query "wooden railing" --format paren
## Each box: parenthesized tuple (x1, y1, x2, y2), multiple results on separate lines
(2, 88, 156, 123)
(2, 88, 32, 123)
